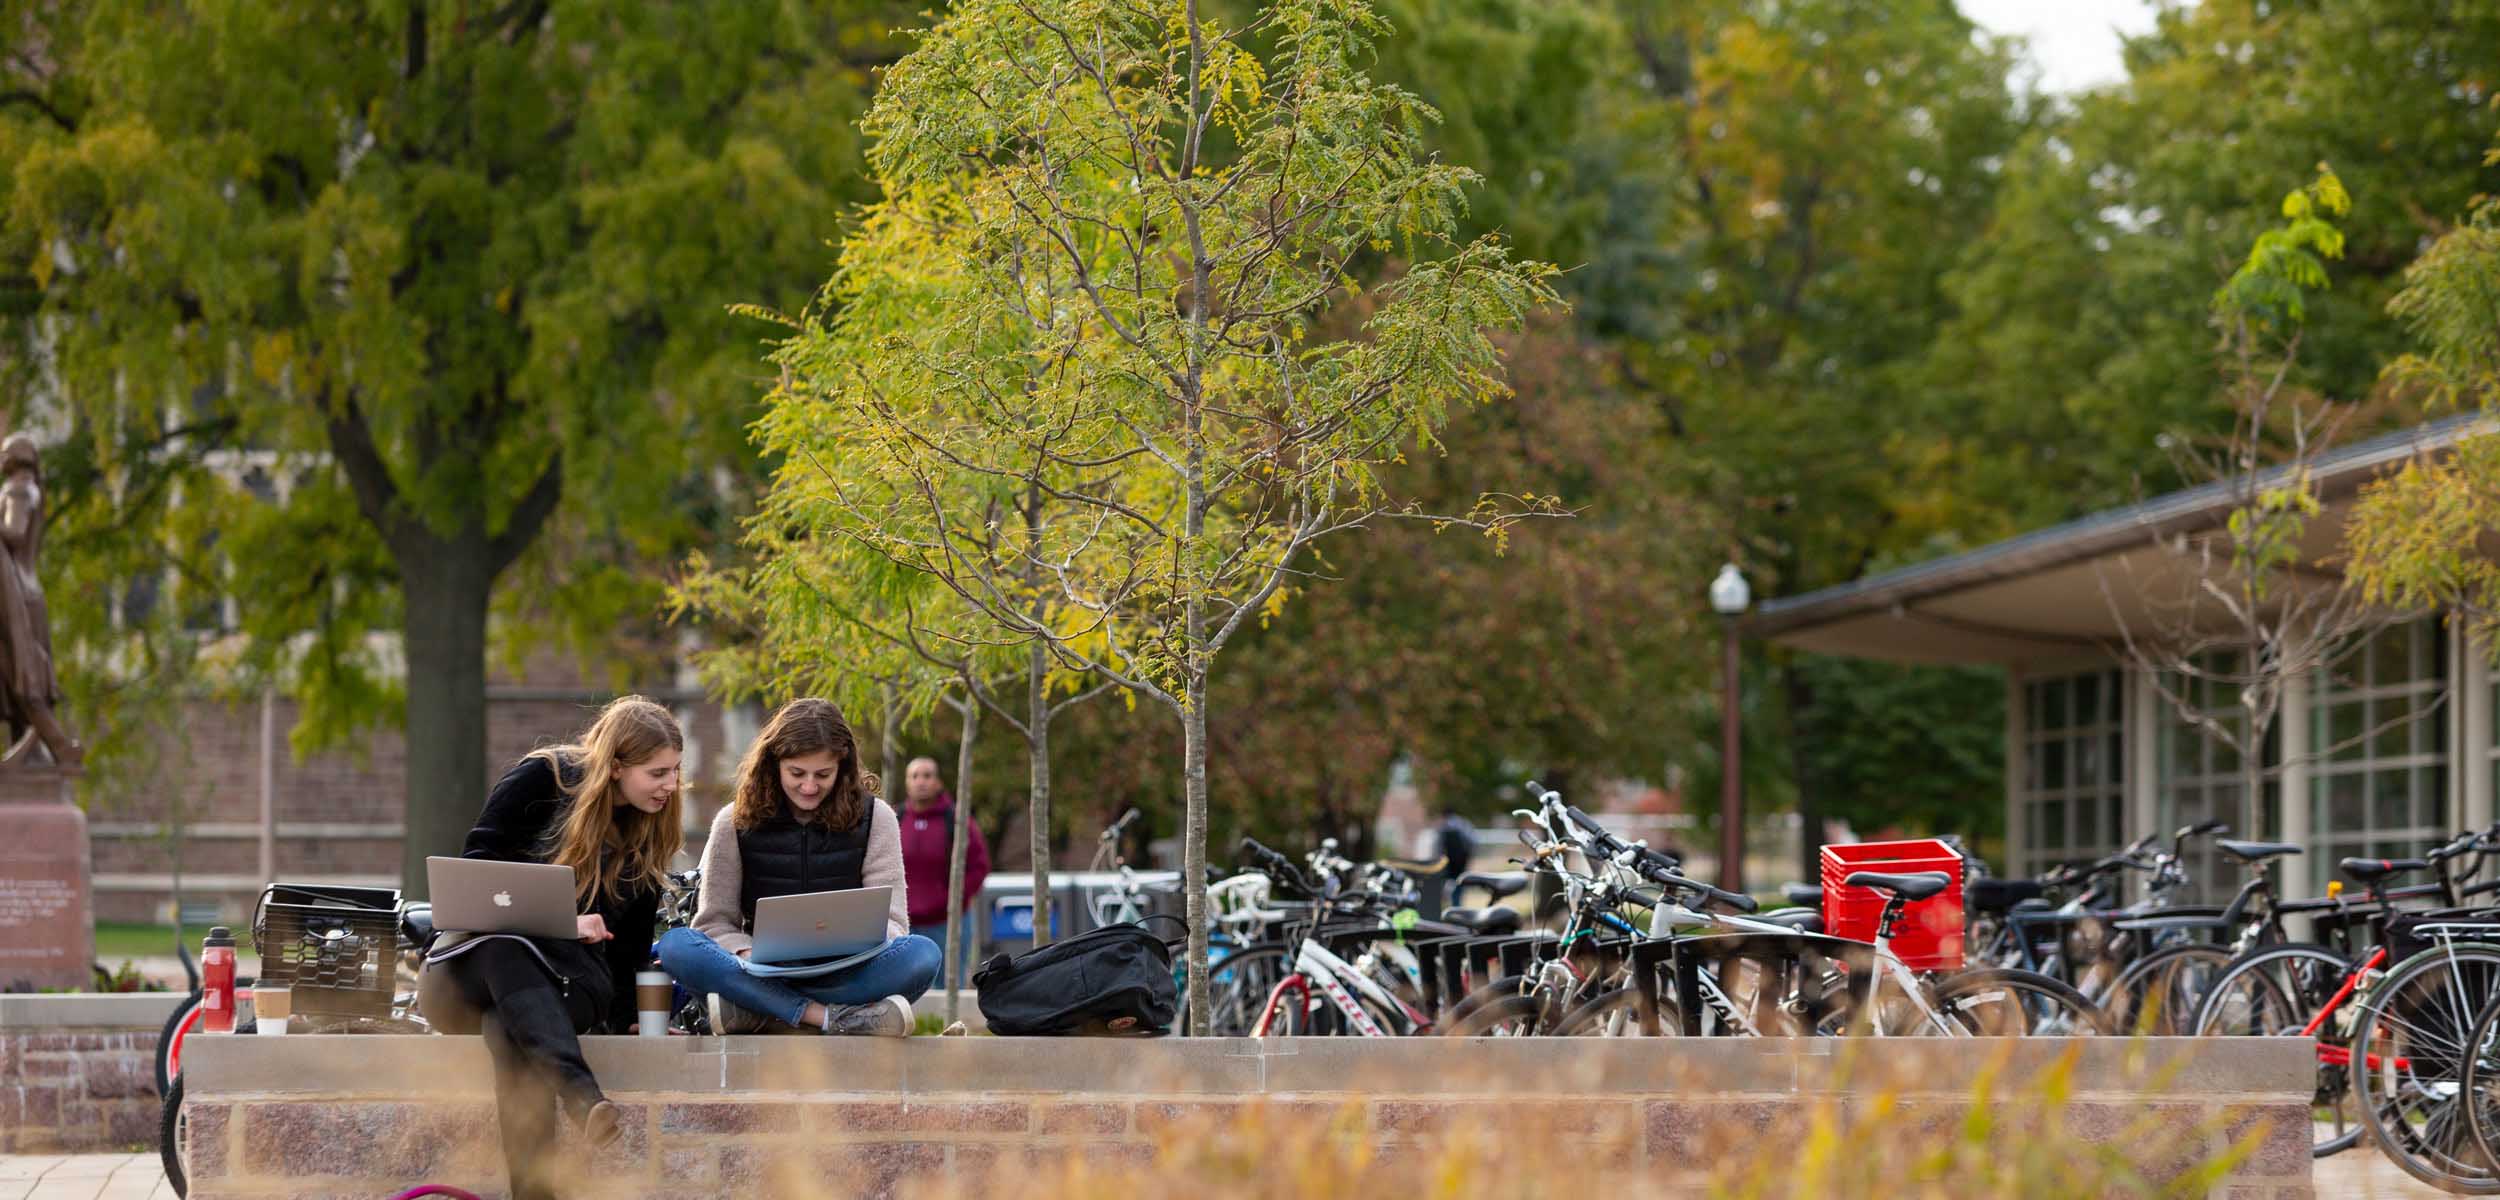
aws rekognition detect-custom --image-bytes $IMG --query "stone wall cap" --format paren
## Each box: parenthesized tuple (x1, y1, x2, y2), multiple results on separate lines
(0, 990, 186, 1028)
(184, 1034, 2312, 1101)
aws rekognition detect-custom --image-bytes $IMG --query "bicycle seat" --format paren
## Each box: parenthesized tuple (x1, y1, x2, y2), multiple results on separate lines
(400, 902, 434, 942)
(1966, 878, 2044, 913)
(2340, 857, 2429, 884)
(1842, 871, 1952, 902)
(1455, 871, 1530, 901)
(2216, 839, 2303, 864)
(1438, 906, 1523, 935)
(1759, 907, 1824, 934)
(1780, 882, 1822, 907)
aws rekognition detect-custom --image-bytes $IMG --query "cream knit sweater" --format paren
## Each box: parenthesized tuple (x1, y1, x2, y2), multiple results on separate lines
(692, 798, 910, 958)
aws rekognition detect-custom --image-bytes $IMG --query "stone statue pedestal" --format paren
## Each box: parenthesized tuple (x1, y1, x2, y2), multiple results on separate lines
(0, 766, 92, 991)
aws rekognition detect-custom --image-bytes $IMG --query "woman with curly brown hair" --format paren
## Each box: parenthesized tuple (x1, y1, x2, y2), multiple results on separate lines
(656, 697, 939, 1035)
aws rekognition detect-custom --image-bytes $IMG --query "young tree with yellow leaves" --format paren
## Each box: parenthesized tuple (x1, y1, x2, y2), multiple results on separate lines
(724, 0, 1558, 1026)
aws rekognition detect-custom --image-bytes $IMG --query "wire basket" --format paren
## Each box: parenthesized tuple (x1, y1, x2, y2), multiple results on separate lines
(251, 882, 402, 1019)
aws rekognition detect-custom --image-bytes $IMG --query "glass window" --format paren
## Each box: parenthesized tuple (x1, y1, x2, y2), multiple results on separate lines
(2312, 618, 2451, 867)
(2019, 669, 2126, 878)
(2159, 648, 2281, 899)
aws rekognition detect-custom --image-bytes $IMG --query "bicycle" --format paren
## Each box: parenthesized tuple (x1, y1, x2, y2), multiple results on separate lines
(1442, 786, 1778, 1037)
(1237, 838, 1442, 1036)
(1461, 787, 2105, 1038)
(160, 883, 432, 1197)
(2192, 828, 2500, 1161)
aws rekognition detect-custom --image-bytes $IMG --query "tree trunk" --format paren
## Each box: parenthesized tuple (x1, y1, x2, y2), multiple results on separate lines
(945, 695, 977, 1022)
(398, 536, 491, 899)
(1027, 641, 1053, 946)
(1182, 668, 1210, 1033)
(880, 684, 901, 796)
(2243, 716, 2266, 846)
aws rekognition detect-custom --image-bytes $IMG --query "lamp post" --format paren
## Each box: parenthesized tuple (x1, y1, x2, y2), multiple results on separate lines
(1709, 563, 1750, 894)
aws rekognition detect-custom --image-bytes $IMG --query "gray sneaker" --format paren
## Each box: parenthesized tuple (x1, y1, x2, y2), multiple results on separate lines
(821, 994, 913, 1038)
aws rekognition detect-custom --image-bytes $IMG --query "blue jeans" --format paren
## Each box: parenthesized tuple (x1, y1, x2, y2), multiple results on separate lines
(654, 927, 942, 1028)
(911, 922, 983, 989)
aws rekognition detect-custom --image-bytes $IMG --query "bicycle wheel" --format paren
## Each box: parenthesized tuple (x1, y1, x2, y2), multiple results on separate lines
(2104, 942, 2234, 1036)
(1442, 991, 1544, 1036)
(2464, 990, 2500, 1174)
(2190, 943, 2360, 1157)
(1926, 968, 2114, 1036)
(155, 993, 201, 1096)
(2347, 941, 2500, 1193)
(1442, 974, 1533, 1031)
(1553, 984, 1680, 1037)
(1192, 945, 1294, 1037)
(159, 1073, 187, 1198)
(1200, 950, 1300, 1035)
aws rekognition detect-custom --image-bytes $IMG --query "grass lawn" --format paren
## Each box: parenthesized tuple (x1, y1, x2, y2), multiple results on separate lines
(93, 922, 188, 962)
(92, 921, 260, 965)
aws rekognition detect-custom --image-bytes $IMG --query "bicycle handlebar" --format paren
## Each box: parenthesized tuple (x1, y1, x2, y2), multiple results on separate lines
(1101, 808, 1142, 842)
(2172, 820, 2229, 845)
(1563, 804, 1757, 912)
(1636, 856, 1758, 913)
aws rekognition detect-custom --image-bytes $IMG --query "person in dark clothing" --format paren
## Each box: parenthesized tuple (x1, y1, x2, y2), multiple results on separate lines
(1436, 810, 1476, 881)
(415, 696, 684, 1200)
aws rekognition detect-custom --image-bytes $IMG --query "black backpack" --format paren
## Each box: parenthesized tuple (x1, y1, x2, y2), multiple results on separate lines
(973, 915, 1183, 1036)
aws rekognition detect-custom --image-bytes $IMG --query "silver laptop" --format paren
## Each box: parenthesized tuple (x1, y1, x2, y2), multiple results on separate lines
(426, 857, 581, 940)
(751, 886, 891, 965)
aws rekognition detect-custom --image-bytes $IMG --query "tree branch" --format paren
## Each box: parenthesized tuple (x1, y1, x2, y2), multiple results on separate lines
(487, 452, 564, 577)
(323, 394, 417, 557)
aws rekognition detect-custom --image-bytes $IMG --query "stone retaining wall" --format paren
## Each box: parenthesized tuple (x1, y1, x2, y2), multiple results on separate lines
(183, 1036, 2314, 1199)
(0, 993, 183, 1152)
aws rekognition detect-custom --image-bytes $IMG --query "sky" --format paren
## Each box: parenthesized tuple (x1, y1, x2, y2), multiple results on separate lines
(1960, 0, 2163, 94)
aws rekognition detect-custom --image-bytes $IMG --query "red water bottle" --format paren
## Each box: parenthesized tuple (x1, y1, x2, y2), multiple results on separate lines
(200, 926, 237, 1033)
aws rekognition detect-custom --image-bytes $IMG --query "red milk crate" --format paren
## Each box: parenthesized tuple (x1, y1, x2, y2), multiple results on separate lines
(1820, 839, 1966, 971)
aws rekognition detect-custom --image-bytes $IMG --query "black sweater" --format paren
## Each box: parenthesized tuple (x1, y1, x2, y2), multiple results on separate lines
(461, 754, 661, 1032)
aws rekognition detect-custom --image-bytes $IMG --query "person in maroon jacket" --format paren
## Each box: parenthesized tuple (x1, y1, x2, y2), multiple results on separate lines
(899, 756, 990, 985)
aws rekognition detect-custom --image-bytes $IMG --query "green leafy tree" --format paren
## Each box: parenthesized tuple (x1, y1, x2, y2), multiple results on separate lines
(0, 2, 901, 889)
(747, 0, 1557, 1026)
(2345, 145, 2500, 650)
(1919, 0, 2499, 529)
(1595, 0, 2024, 855)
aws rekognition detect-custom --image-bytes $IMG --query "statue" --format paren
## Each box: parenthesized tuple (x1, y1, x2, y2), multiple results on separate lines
(0, 433, 78, 766)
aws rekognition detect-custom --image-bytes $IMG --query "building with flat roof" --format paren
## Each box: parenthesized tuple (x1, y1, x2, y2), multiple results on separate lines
(1753, 414, 2494, 900)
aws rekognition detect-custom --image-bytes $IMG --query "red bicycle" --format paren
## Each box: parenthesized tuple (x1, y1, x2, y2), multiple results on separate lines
(2192, 831, 2500, 1167)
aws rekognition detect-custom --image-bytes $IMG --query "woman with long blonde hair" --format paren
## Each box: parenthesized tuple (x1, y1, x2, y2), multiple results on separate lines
(656, 697, 938, 1035)
(417, 695, 684, 1200)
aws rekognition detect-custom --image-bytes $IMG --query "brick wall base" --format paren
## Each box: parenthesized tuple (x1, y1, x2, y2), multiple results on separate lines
(181, 1036, 2315, 1199)
(0, 1026, 161, 1152)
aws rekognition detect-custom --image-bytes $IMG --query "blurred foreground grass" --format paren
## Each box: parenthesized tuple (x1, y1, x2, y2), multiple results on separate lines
(630, 1044, 2276, 1200)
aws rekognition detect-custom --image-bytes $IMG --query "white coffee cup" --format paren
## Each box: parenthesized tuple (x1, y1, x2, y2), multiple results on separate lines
(253, 984, 292, 1035)
(635, 970, 672, 1037)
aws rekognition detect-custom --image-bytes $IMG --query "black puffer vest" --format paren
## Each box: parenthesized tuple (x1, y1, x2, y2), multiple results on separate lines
(736, 803, 873, 928)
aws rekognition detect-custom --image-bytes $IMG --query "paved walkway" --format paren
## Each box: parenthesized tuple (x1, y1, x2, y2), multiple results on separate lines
(0, 1156, 172, 1200)
(0, 1147, 2459, 1197)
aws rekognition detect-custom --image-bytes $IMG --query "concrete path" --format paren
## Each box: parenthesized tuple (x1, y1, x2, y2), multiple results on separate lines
(0, 1155, 173, 1200)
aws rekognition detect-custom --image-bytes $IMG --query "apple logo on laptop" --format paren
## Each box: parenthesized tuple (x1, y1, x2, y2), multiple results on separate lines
(493, 892, 513, 908)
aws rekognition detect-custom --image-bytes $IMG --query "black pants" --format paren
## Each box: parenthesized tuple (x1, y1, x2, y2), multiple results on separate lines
(419, 938, 611, 1200)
